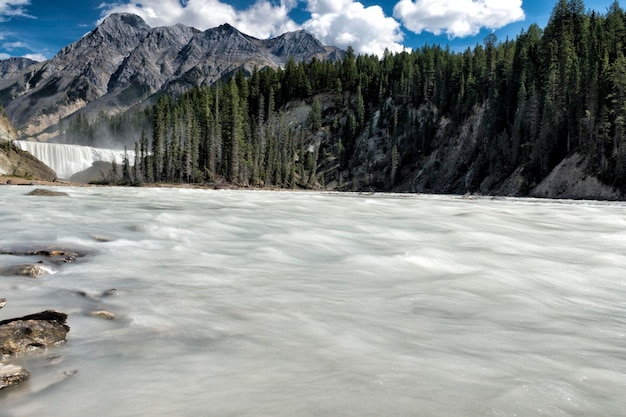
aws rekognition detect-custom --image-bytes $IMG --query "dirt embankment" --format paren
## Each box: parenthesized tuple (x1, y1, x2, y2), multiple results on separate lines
(530, 153, 622, 200)
(0, 144, 58, 182)
(0, 111, 59, 182)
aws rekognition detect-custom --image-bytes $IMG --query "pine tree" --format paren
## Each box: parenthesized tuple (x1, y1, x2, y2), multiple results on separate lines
(228, 78, 242, 183)
(308, 98, 322, 131)
(94, 1, 626, 194)
(391, 144, 400, 186)
(122, 146, 131, 184)
(356, 84, 365, 129)
(152, 98, 168, 182)
(133, 140, 141, 183)
(110, 160, 118, 183)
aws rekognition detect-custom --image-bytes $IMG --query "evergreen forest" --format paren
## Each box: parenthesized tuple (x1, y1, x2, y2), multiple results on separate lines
(73, 0, 626, 195)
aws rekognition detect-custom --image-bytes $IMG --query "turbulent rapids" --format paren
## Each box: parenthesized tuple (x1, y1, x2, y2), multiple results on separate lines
(15, 141, 134, 179)
(1, 187, 625, 416)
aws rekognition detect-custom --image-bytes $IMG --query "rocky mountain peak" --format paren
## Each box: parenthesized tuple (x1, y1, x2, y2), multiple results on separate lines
(267, 30, 337, 63)
(0, 57, 36, 79)
(278, 30, 320, 42)
(217, 23, 237, 32)
(270, 30, 321, 48)
(88, 13, 151, 54)
(0, 14, 342, 141)
(98, 13, 151, 34)
(203, 22, 251, 44)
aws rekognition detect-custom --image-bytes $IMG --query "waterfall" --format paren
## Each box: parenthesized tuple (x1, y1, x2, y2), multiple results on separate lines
(15, 141, 135, 179)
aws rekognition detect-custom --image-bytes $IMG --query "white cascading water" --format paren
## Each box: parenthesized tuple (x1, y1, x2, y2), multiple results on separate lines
(15, 140, 134, 179)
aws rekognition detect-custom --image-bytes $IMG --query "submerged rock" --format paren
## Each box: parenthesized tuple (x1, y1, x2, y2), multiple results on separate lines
(89, 310, 115, 320)
(26, 188, 69, 197)
(91, 234, 115, 243)
(0, 362, 30, 390)
(27, 369, 78, 395)
(0, 245, 92, 264)
(0, 311, 70, 356)
(101, 288, 118, 297)
(0, 263, 54, 278)
(71, 288, 118, 300)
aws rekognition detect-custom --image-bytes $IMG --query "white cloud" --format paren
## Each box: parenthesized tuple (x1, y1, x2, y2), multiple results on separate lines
(303, 0, 405, 55)
(23, 53, 46, 62)
(0, 0, 31, 22)
(2, 40, 25, 50)
(393, 0, 524, 38)
(99, 0, 299, 39)
(0, 52, 10, 60)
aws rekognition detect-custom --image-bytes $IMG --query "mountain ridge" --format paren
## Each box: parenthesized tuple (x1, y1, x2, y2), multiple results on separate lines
(0, 13, 343, 140)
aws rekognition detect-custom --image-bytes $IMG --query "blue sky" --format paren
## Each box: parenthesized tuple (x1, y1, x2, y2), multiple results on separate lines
(0, 0, 620, 61)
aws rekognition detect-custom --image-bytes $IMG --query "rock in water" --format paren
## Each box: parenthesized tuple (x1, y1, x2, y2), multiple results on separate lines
(101, 288, 118, 297)
(0, 311, 69, 356)
(91, 234, 115, 243)
(0, 245, 90, 264)
(89, 310, 115, 320)
(0, 362, 30, 389)
(0, 298, 6, 310)
(26, 188, 69, 197)
(0, 263, 54, 278)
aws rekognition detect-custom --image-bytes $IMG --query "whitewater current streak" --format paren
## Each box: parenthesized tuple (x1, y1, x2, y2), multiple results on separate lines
(1, 188, 625, 416)
(15, 140, 134, 179)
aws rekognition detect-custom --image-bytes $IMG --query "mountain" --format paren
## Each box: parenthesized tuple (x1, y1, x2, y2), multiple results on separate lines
(0, 14, 342, 141)
(0, 58, 36, 80)
(80, 0, 624, 201)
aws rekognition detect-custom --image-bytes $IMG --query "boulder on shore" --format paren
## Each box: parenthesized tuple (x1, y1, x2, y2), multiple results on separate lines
(0, 310, 70, 356)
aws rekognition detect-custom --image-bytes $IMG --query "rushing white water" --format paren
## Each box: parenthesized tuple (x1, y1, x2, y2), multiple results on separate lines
(1, 187, 625, 416)
(15, 141, 134, 179)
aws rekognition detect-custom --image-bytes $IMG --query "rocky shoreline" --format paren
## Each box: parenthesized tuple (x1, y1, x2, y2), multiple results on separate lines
(2, 171, 625, 201)
(0, 243, 116, 392)
(0, 174, 230, 189)
(0, 176, 83, 187)
(0, 244, 77, 392)
(0, 299, 69, 390)
(0, 174, 281, 192)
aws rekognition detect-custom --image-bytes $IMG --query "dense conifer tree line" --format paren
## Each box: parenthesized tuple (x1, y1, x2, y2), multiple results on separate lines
(82, 0, 626, 192)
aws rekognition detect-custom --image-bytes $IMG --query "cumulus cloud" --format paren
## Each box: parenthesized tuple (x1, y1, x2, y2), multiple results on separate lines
(23, 53, 45, 61)
(99, 0, 299, 39)
(2, 40, 25, 50)
(303, 0, 404, 55)
(0, 0, 31, 22)
(393, 0, 524, 38)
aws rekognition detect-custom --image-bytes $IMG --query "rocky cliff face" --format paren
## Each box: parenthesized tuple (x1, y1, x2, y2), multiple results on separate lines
(0, 111, 15, 143)
(0, 14, 342, 140)
(300, 93, 623, 200)
(0, 142, 57, 181)
(0, 114, 57, 180)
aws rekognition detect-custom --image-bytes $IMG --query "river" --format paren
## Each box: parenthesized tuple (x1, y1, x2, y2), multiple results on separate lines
(1, 186, 625, 416)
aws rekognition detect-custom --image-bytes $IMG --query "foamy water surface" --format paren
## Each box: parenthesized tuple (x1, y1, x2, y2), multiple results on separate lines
(1, 186, 625, 416)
